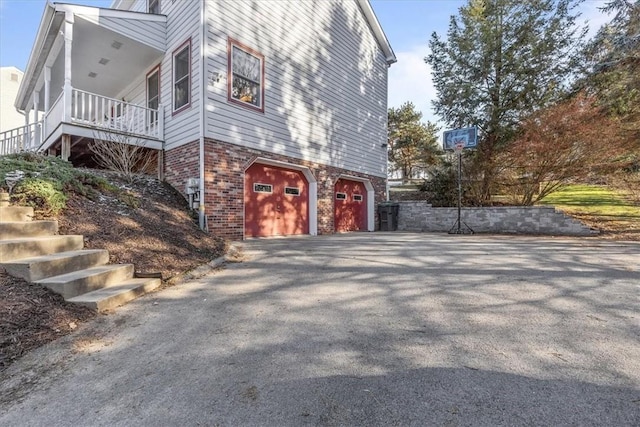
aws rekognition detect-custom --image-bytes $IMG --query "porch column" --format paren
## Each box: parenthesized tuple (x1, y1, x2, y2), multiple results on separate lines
(23, 105, 31, 151)
(63, 11, 74, 122)
(44, 66, 51, 111)
(33, 92, 40, 123)
(33, 92, 40, 148)
(61, 134, 71, 161)
(44, 66, 51, 138)
(157, 150, 164, 181)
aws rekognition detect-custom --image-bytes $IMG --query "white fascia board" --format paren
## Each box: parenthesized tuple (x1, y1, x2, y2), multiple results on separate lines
(15, 2, 56, 111)
(53, 3, 166, 21)
(356, 0, 397, 65)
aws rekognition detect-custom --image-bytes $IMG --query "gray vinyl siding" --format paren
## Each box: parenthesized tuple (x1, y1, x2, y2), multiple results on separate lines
(117, 71, 146, 107)
(158, 0, 200, 150)
(94, 16, 166, 52)
(105, 0, 199, 149)
(204, 0, 388, 177)
(128, 0, 146, 13)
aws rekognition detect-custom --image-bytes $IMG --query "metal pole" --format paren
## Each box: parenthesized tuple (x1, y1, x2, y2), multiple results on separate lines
(457, 149, 462, 233)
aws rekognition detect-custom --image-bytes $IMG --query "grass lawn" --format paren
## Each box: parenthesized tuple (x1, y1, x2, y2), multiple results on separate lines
(539, 184, 640, 240)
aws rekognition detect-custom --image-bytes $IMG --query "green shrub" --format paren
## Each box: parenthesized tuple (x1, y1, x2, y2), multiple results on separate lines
(420, 167, 459, 207)
(12, 178, 67, 216)
(0, 153, 120, 216)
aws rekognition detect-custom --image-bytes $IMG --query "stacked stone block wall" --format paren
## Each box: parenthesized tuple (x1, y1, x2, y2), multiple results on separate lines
(396, 202, 597, 236)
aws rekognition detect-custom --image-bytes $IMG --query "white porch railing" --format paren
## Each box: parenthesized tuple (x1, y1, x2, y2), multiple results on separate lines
(0, 122, 43, 156)
(0, 88, 163, 157)
(70, 89, 164, 140)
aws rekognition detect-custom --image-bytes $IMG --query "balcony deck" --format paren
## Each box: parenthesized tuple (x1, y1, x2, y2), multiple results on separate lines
(1, 88, 163, 158)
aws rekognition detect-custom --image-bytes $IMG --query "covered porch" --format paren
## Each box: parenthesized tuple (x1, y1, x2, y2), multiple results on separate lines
(1, 2, 167, 163)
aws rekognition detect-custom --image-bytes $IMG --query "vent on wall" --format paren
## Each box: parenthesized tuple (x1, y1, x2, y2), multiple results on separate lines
(88, 72, 97, 78)
(10, 73, 19, 82)
(98, 58, 110, 65)
(111, 41, 123, 50)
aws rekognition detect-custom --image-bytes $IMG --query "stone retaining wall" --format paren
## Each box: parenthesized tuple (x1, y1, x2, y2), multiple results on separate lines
(396, 202, 597, 236)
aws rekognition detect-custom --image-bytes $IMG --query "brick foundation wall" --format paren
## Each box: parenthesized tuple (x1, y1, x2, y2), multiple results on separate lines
(397, 201, 597, 236)
(164, 139, 387, 240)
(163, 141, 199, 201)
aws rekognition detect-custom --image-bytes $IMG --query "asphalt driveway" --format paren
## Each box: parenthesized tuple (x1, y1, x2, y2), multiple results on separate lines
(1, 233, 639, 426)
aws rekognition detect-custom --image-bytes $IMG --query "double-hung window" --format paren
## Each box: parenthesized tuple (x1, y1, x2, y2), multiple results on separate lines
(147, 66, 160, 125)
(228, 39, 264, 112)
(173, 40, 191, 113)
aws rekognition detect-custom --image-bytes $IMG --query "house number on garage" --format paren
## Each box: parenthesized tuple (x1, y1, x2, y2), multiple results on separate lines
(253, 183, 273, 193)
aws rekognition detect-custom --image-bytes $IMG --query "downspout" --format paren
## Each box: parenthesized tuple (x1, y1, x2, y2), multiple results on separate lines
(198, 0, 206, 230)
(15, 108, 26, 122)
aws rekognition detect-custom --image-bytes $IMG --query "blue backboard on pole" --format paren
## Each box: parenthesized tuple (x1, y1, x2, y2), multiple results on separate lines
(443, 127, 478, 150)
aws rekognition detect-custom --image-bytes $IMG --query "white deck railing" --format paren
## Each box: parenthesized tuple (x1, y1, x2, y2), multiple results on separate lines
(0, 88, 163, 156)
(0, 122, 43, 155)
(70, 89, 163, 140)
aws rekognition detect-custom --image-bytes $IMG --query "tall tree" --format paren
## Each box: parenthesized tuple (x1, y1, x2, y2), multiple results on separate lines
(427, 0, 586, 203)
(387, 103, 440, 181)
(499, 93, 627, 205)
(581, 0, 639, 141)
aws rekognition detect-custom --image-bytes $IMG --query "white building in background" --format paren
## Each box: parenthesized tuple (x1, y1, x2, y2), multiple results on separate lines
(0, 67, 25, 132)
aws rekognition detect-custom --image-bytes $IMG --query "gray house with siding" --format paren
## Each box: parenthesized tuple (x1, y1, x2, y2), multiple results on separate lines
(3, 0, 396, 240)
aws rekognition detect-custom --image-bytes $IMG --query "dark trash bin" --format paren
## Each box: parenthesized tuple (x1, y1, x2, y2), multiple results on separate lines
(378, 202, 399, 231)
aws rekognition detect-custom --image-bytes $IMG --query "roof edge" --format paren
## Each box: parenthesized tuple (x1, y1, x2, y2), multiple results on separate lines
(356, 0, 397, 65)
(16, 2, 56, 111)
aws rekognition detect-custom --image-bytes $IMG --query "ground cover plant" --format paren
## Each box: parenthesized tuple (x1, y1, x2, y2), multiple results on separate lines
(0, 154, 226, 370)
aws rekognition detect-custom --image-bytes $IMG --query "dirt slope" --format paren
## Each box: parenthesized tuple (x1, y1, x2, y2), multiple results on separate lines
(0, 170, 225, 370)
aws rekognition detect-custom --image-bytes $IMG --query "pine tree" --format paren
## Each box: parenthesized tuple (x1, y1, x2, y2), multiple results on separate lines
(427, 0, 586, 203)
(387, 103, 441, 181)
(582, 0, 639, 140)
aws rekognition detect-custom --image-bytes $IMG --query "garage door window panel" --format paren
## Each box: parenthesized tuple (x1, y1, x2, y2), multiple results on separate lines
(285, 187, 300, 196)
(254, 183, 273, 193)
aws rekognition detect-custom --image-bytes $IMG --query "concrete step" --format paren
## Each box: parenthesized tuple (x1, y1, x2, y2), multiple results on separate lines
(0, 235, 84, 262)
(35, 264, 135, 299)
(0, 220, 58, 239)
(67, 278, 162, 311)
(0, 206, 34, 222)
(1, 249, 110, 282)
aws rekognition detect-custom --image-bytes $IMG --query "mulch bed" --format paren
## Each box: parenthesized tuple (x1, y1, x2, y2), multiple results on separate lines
(0, 272, 95, 370)
(1, 170, 227, 371)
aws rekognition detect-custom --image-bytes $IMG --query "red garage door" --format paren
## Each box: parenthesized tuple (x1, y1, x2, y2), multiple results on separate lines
(244, 163, 309, 238)
(334, 179, 367, 232)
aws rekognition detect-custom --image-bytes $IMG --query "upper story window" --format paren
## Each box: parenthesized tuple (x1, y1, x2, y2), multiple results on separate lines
(173, 39, 191, 114)
(228, 39, 264, 112)
(147, 66, 160, 123)
(148, 0, 160, 14)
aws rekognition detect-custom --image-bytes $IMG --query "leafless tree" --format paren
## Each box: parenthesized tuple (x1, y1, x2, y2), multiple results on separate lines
(89, 131, 157, 183)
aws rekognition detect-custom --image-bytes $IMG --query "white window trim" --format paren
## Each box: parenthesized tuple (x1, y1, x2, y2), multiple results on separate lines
(146, 66, 160, 124)
(172, 39, 191, 114)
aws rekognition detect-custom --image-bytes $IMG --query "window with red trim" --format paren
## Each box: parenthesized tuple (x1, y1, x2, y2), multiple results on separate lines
(228, 39, 264, 112)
